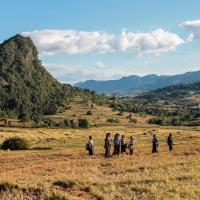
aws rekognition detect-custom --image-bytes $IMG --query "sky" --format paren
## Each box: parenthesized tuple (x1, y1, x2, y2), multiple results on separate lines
(1, 0, 200, 84)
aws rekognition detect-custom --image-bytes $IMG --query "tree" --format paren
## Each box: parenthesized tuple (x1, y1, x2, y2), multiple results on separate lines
(78, 118, 89, 128)
(18, 113, 29, 126)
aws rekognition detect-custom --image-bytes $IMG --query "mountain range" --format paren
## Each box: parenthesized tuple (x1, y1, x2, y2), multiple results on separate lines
(75, 71, 200, 95)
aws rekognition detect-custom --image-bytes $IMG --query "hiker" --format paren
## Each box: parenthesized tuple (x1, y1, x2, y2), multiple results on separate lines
(86, 136, 94, 155)
(121, 135, 128, 154)
(167, 133, 173, 151)
(152, 134, 159, 153)
(112, 133, 121, 156)
(104, 133, 112, 159)
(128, 136, 135, 155)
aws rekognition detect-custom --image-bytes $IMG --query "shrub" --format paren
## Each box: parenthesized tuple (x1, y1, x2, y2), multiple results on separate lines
(107, 118, 119, 123)
(130, 118, 137, 123)
(18, 113, 30, 122)
(70, 119, 78, 129)
(53, 180, 75, 189)
(118, 110, 124, 116)
(64, 119, 71, 127)
(86, 110, 93, 115)
(148, 117, 163, 125)
(0, 182, 19, 192)
(56, 122, 64, 127)
(1, 137, 29, 150)
(78, 118, 89, 128)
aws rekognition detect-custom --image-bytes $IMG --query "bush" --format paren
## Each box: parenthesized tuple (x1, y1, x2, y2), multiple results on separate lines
(70, 119, 78, 129)
(129, 118, 137, 123)
(0, 182, 19, 192)
(86, 110, 93, 115)
(78, 118, 89, 128)
(53, 180, 76, 189)
(107, 118, 119, 123)
(1, 137, 29, 150)
(118, 110, 124, 116)
(64, 119, 71, 127)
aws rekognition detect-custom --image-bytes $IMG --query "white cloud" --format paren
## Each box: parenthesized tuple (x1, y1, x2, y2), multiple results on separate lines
(44, 62, 133, 84)
(22, 30, 114, 55)
(181, 20, 200, 41)
(21, 28, 183, 56)
(118, 29, 184, 55)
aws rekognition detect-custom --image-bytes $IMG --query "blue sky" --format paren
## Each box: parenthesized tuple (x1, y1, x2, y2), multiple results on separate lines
(1, 0, 200, 84)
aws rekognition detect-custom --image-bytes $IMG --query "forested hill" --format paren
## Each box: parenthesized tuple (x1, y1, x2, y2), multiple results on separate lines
(111, 81, 200, 126)
(136, 81, 200, 103)
(0, 35, 106, 119)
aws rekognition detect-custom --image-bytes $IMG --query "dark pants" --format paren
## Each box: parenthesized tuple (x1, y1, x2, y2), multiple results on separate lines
(130, 149, 133, 155)
(168, 143, 173, 151)
(152, 144, 158, 153)
(89, 147, 94, 155)
(121, 144, 128, 154)
(113, 145, 120, 156)
(105, 147, 111, 158)
(121, 145, 126, 153)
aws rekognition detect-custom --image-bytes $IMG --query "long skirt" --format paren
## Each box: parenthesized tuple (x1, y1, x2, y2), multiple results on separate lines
(89, 147, 94, 155)
(105, 147, 111, 158)
(152, 144, 158, 153)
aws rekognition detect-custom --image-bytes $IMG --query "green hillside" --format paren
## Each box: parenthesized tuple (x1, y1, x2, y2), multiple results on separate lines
(0, 35, 106, 120)
(110, 82, 200, 126)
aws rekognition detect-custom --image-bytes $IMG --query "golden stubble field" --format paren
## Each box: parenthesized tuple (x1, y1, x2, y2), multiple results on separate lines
(0, 125, 200, 200)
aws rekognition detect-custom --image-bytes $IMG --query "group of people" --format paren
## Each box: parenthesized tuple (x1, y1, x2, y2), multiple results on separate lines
(86, 133, 174, 158)
(105, 133, 135, 158)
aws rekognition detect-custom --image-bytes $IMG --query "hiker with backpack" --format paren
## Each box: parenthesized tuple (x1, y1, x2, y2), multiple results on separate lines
(86, 136, 94, 155)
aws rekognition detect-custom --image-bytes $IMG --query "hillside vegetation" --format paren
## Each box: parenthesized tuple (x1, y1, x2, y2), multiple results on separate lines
(111, 82, 200, 126)
(137, 81, 200, 104)
(0, 35, 107, 120)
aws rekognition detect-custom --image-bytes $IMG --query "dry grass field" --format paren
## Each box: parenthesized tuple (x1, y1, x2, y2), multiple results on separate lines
(0, 125, 200, 200)
(45, 99, 151, 126)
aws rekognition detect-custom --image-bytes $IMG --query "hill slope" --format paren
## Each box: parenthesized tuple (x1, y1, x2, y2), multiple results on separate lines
(136, 81, 200, 106)
(0, 35, 106, 119)
(111, 81, 200, 126)
(75, 71, 200, 95)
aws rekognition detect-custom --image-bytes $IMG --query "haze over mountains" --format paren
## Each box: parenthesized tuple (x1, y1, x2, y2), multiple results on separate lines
(75, 71, 200, 95)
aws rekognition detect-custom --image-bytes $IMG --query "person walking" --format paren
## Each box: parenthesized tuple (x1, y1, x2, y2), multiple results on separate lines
(167, 133, 173, 151)
(86, 136, 94, 155)
(121, 135, 128, 154)
(128, 136, 135, 155)
(112, 133, 120, 157)
(104, 133, 112, 159)
(152, 134, 159, 153)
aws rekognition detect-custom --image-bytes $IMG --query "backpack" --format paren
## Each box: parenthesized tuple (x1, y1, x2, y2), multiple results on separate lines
(86, 143, 90, 151)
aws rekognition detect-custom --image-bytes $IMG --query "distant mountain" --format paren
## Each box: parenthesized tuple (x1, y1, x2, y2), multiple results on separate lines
(75, 71, 200, 95)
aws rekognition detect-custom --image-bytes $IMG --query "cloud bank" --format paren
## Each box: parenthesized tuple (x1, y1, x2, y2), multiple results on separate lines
(22, 28, 183, 56)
